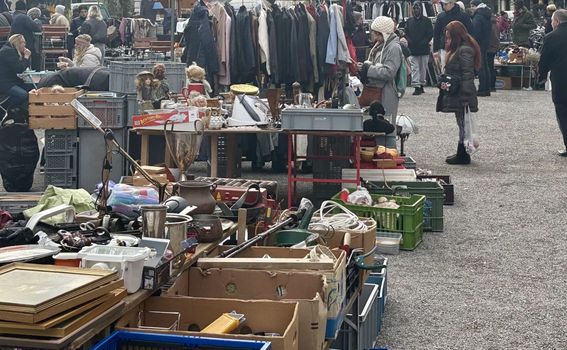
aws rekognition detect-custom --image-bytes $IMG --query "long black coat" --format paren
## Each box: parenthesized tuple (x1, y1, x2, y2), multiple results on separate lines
(433, 6, 473, 52)
(436, 44, 478, 113)
(182, 4, 219, 82)
(471, 6, 492, 53)
(405, 15, 433, 56)
(539, 22, 567, 105)
(0, 43, 30, 93)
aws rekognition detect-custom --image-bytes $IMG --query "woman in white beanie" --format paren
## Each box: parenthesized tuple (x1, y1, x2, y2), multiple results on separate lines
(49, 5, 70, 29)
(358, 16, 404, 148)
(57, 34, 102, 69)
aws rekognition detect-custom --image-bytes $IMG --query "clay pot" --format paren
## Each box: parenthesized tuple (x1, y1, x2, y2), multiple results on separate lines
(190, 214, 223, 243)
(176, 180, 217, 214)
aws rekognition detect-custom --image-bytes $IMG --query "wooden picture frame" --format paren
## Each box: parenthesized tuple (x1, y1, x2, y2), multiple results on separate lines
(0, 263, 119, 323)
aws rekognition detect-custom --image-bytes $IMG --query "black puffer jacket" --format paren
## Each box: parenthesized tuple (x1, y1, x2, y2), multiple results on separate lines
(405, 15, 433, 56)
(433, 6, 473, 52)
(436, 44, 478, 113)
(182, 3, 219, 82)
(471, 6, 492, 52)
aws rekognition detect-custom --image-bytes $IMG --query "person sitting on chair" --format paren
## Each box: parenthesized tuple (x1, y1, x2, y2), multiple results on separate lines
(0, 34, 34, 109)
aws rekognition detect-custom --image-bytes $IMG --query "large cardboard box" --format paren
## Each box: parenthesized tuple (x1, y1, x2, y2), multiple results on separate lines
(116, 296, 298, 350)
(165, 268, 327, 350)
(199, 246, 346, 338)
(311, 218, 376, 262)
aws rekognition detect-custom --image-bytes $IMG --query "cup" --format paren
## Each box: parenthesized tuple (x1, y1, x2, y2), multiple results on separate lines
(140, 205, 168, 238)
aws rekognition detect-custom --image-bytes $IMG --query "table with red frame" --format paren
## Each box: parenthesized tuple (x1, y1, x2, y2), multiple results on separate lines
(285, 130, 384, 208)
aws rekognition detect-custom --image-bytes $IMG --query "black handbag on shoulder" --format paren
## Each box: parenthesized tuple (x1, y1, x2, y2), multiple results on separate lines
(438, 74, 461, 95)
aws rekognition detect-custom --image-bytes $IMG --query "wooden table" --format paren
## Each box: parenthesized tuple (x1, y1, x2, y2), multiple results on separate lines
(134, 126, 280, 177)
(0, 224, 238, 350)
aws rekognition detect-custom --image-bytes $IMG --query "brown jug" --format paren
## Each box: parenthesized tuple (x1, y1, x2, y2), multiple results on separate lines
(175, 180, 217, 214)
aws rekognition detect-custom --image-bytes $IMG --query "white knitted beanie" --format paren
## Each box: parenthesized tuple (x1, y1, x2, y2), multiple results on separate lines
(371, 16, 395, 37)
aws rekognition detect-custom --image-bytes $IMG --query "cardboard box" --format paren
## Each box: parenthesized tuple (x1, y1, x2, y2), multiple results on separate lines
(116, 296, 299, 350)
(199, 246, 346, 338)
(165, 268, 327, 350)
(309, 218, 376, 262)
(495, 76, 512, 90)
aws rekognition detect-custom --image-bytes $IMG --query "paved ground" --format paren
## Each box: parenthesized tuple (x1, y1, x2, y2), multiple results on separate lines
(10, 87, 567, 349)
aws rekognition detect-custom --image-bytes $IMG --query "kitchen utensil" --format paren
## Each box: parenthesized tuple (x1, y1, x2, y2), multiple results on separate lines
(140, 205, 167, 238)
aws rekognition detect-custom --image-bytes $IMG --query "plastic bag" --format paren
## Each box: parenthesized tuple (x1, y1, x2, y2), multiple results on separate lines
(396, 114, 419, 135)
(463, 106, 480, 155)
(107, 184, 159, 218)
(347, 186, 373, 206)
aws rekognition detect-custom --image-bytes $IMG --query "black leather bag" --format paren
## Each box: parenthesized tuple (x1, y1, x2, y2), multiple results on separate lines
(438, 74, 461, 95)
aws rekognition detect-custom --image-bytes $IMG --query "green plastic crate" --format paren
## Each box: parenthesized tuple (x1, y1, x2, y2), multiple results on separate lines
(331, 192, 425, 250)
(366, 181, 444, 232)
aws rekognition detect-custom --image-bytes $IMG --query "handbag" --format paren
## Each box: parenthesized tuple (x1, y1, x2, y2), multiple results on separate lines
(438, 74, 461, 95)
(358, 86, 382, 107)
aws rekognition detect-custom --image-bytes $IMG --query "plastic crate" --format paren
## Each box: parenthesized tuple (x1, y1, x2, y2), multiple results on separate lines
(402, 156, 416, 170)
(331, 191, 425, 250)
(44, 130, 78, 189)
(126, 94, 138, 126)
(93, 331, 272, 350)
(281, 108, 363, 131)
(417, 174, 454, 205)
(375, 232, 402, 255)
(366, 181, 444, 232)
(109, 61, 186, 94)
(78, 93, 126, 128)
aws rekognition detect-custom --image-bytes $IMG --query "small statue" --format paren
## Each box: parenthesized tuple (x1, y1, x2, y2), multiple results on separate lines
(135, 71, 160, 113)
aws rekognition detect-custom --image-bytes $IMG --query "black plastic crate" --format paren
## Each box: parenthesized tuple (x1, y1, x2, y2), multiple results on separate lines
(44, 130, 78, 188)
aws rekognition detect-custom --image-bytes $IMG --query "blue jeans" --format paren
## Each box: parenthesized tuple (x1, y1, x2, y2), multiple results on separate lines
(5, 83, 34, 109)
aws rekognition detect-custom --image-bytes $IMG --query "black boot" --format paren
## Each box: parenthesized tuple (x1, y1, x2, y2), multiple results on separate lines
(446, 143, 471, 165)
(412, 87, 422, 96)
(419, 86, 425, 94)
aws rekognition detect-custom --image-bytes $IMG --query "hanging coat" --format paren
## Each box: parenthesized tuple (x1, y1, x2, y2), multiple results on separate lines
(183, 4, 220, 83)
(317, 4, 330, 79)
(234, 6, 256, 83)
(267, 9, 279, 84)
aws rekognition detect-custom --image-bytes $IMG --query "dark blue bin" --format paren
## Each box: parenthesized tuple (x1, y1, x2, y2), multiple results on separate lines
(93, 331, 272, 350)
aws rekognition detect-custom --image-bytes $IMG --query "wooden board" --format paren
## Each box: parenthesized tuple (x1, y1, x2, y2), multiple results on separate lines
(0, 289, 126, 338)
(0, 264, 119, 320)
(0, 279, 124, 324)
(29, 104, 76, 117)
(28, 116, 76, 129)
(197, 257, 335, 270)
(28, 88, 82, 104)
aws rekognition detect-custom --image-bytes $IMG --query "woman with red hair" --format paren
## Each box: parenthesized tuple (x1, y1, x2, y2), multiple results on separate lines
(436, 20, 481, 165)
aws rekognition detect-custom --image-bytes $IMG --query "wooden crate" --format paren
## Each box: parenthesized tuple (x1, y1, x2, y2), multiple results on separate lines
(28, 88, 82, 129)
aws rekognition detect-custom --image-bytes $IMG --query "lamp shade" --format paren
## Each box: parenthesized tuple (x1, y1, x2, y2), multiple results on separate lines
(152, 1, 164, 10)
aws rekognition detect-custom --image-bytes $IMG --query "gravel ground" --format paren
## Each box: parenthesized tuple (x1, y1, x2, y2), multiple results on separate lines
(9, 87, 567, 349)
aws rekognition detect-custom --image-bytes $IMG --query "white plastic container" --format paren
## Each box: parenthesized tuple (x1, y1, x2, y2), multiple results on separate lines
(77, 246, 151, 293)
(376, 232, 402, 255)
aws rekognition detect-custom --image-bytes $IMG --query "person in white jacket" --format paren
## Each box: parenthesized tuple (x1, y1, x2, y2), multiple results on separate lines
(57, 34, 101, 69)
(49, 5, 70, 29)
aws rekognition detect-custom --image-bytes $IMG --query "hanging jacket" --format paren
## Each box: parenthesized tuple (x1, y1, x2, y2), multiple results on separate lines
(405, 15, 433, 56)
(226, 4, 238, 85)
(267, 9, 279, 83)
(295, 4, 312, 85)
(317, 4, 330, 79)
(433, 5, 473, 52)
(288, 9, 300, 83)
(233, 6, 256, 83)
(210, 2, 230, 84)
(183, 4, 220, 82)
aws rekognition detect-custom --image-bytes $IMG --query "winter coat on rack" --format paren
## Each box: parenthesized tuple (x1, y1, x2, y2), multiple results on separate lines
(226, 4, 238, 85)
(433, 5, 473, 52)
(183, 3, 219, 83)
(209, 2, 231, 85)
(471, 5, 492, 53)
(234, 6, 256, 83)
(404, 15, 433, 56)
(266, 9, 279, 83)
(436, 44, 478, 113)
(295, 4, 313, 85)
(316, 4, 330, 78)
(288, 9, 301, 82)
(326, 4, 350, 65)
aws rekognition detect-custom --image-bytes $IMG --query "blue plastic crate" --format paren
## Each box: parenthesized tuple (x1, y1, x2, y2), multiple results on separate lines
(93, 331, 272, 350)
(367, 274, 386, 335)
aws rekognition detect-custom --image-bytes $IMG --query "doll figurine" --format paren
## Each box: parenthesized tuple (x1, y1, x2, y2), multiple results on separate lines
(135, 71, 160, 113)
(186, 62, 212, 98)
(153, 63, 170, 101)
